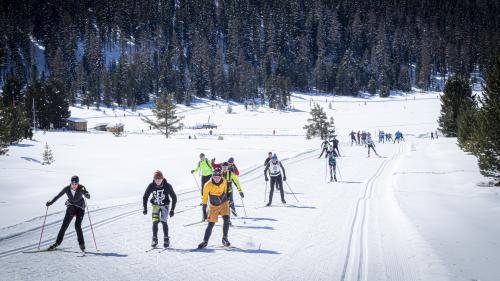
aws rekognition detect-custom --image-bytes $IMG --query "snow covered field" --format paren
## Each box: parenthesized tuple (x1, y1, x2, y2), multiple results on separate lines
(0, 92, 498, 281)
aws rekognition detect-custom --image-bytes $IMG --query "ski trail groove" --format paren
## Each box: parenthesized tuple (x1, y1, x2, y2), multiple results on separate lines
(340, 146, 403, 281)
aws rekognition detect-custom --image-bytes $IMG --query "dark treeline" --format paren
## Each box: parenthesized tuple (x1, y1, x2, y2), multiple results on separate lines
(1, 0, 499, 109)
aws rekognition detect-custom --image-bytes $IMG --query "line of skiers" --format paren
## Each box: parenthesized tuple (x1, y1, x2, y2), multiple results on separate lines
(349, 130, 405, 146)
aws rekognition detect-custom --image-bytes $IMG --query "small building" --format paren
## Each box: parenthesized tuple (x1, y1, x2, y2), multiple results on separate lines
(106, 123, 124, 133)
(67, 117, 87, 131)
(93, 123, 108, 131)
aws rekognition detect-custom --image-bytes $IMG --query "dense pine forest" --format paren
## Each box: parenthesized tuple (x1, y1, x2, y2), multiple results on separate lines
(1, 0, 499, 109)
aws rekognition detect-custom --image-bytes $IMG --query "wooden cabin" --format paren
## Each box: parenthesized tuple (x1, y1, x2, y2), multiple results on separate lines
(66, 117, 87, 131)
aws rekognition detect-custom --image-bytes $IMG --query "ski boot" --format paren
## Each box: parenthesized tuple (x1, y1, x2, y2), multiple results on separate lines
(79, 244, 85, 252)
(151, 236, 158, 248)
(231, 208, 238, 217)
(330, 177, 333, 182)
(266, 202, 272, 207)
(164, 237, 170, 248)
(281, 199, 286, 204)
(222, 237, 231, 247)
(197, 241, 208, 249)
(47, 243, 59, 251)
(334, 176, 337, 182)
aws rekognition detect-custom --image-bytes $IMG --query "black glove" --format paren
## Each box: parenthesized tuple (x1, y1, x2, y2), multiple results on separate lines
(191, 170, 195, 174)
(143, 208, 147, 215)
(283, 176, 287, 181)
(202, 204, 208, 220)
(239, 192, 244, 198)
(265, 177, 269, 182)
(46, 200, 52, 207)
(84, 193, 90, 199)
(169, 210, 174, 217)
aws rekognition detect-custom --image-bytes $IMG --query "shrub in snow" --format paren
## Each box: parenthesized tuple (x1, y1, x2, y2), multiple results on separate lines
(218, 135, 224, 140)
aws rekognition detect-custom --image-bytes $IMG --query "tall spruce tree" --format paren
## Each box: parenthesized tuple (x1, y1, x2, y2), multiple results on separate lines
(438, 76, 475, 137)
(142, 92, 183, 138)
(474, 56, 500, 185)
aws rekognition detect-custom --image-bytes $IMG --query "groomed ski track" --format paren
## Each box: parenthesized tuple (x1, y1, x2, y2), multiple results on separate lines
(0, 142, 448, 280)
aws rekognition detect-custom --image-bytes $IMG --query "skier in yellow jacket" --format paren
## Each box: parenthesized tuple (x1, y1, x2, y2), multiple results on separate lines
(220, 162, 244, 222)
(198, 168, 231, 249)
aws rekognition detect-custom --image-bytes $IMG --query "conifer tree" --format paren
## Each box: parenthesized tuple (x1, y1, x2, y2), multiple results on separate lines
(474, 56, 500, 185)
(438, 76, 475, 137)
(142, 92, 183, 138)
(304, 104, 329, 140)
(42, 143, 55, 165)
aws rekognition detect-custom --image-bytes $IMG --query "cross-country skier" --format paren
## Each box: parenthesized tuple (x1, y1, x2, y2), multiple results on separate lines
(221, 162, 244, 224)
(46, 175, 90, 252)
(264, 152, 273, 166)
(198, 168, 231, 249)
(350, 131, 357, 146)
(143, 170, 177, 248)
(227, 157, 240, 176)
(366, 135, 379, 157)
(327, 150, 337, 182)
(394, 130, 402, 143)
(379, 131, 385, 143)
(264, 154, 287, 206)
(357, 131, 361, 144)
(211, 157, 240, 176)
(319, 140, 329, 158)
(191, 153, 213, 195)
(330, 135, 341, 156)
(431, 132, 434, 139)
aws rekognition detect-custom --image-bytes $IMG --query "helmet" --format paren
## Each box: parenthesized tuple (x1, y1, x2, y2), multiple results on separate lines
(71, 175, 79, 184)
(212, 168, 222, 177)
(271, 154, 278, 160)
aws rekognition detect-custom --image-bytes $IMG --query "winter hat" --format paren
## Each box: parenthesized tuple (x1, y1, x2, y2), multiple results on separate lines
(200, 153, 205, 158)
(228, 157, 234, 163)
(71, 175, 79, 184)
(222, 162, 229, 168)
(272, 154, 278, 160)
(212, 168, 222, 177)
(153, 170, 164, 180)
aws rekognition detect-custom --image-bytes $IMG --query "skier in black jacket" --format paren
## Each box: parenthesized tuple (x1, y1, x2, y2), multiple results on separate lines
(264, 152, 273, 167)
(143, 170, 177, 248)
(46, 175, 90, 251)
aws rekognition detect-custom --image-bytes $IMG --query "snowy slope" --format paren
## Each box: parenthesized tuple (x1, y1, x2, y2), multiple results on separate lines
(0, 92, 498, 281)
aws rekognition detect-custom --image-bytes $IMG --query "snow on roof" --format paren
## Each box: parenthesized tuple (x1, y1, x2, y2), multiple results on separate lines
(67, 117, 88, 123)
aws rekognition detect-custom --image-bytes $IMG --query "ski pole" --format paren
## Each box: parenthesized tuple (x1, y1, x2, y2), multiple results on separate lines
(336, 162, 343, 181)
(86, 204, 98, 251)
(38, 206, 49, 250)
(240, 197, 248, 217)
(264, 181, 268, 202)
(191, 173, 201, 192)
(325, 157, 328, 182)
(285, 181, 299, 203)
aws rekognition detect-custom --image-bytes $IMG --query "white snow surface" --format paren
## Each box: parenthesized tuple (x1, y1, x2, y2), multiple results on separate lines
(0, 92, 499, 281)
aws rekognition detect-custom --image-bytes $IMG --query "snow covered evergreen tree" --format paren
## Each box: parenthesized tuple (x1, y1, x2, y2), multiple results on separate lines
(42, 143, 54, 165)
(142, 92, 183, 139)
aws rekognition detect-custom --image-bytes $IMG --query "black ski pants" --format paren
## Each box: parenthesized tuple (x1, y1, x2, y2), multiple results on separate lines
(203, 215, 230, 242)
(269, 175, 285, 203)
(368, 144, 377, 156)
(153, 221, 168, 238)
(56, 205, 85, 246)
